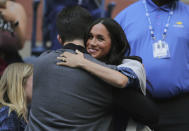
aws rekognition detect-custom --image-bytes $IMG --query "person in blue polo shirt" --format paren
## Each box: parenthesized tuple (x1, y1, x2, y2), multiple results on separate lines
(115, 0, 189, 130)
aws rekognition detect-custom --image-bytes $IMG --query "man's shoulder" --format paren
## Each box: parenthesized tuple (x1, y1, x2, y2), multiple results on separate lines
(179, 1, 189, 11)
(35, 49, 70, 62)
(118, 0, 142, 14)
(39, 49, 61, 57)
(127, 0, 143, 10)
(115, 0, 143, 23)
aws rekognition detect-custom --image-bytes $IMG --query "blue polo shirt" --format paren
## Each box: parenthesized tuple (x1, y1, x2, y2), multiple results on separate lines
(115, 0, 189, 98)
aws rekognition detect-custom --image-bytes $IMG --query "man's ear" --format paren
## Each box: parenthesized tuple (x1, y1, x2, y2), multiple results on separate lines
(57, 35, 63, 45)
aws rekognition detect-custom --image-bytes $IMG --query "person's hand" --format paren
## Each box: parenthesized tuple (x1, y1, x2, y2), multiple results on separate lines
(57, 50, 85, 68)
(0, 2, 16, 23)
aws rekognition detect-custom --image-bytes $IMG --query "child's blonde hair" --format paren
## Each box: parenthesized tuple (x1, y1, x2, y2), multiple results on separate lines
(0, 63, 33, 121)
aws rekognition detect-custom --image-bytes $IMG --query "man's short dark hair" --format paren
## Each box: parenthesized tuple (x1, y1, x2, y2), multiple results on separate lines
(56, 6, 93, 44)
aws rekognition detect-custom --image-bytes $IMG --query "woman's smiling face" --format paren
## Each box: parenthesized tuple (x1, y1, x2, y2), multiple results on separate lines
(86, 23, 111, 59)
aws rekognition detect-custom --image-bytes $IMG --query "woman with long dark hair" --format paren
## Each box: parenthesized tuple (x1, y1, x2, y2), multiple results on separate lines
(57, 18, 158, 130)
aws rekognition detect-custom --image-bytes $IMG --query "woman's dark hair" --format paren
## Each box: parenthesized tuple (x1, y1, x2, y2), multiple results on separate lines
(84, 18, 130, 65)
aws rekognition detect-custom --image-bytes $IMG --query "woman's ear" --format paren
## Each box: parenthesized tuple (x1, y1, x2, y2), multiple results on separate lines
(57, 35, 63, 45)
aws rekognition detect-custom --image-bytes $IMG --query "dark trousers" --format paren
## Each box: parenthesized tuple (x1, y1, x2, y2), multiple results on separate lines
(151, 93, 189, 131)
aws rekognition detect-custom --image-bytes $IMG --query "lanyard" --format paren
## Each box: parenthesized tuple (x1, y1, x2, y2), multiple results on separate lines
(142, 0, 174, 41)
